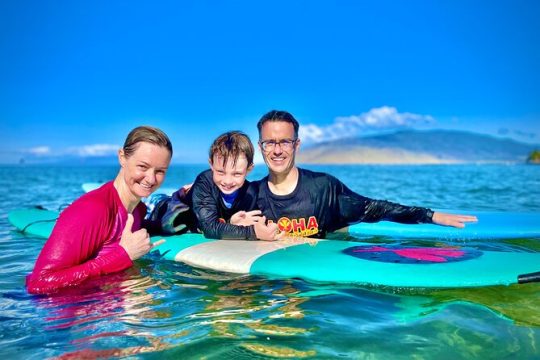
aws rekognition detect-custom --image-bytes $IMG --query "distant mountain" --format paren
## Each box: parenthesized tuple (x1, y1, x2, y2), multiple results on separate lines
(297, 130, 539, 164)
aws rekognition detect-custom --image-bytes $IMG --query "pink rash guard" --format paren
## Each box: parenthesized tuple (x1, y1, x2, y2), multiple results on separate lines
(26, 181, 146, 295)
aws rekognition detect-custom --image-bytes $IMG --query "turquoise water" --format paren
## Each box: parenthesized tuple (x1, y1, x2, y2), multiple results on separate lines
(1, 164, 539, 359)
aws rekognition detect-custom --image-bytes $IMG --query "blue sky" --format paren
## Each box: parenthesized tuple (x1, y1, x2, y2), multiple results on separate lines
(1, 0, 539, 164)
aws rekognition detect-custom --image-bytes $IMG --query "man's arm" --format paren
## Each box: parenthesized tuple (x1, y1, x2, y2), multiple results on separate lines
(332, 176, 476, 228)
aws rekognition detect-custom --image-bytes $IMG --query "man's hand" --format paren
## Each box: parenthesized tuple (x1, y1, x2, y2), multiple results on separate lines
(432, 212, 478, 228)
(254, 216, 284, 241)
(120, 214, 165, 260)
(230, 210, 264, 226)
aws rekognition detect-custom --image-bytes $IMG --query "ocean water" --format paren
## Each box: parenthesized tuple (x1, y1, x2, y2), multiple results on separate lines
(0, 164, 539, 359)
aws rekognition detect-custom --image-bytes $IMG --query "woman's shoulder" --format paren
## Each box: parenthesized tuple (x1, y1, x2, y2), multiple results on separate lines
(64, 182, 117, 219)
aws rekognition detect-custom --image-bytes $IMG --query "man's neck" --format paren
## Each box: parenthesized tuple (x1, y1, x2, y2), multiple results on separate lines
(268, 166, 299, 196)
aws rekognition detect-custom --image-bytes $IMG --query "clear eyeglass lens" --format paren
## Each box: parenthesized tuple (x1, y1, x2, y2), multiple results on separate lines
(262, 139, 296, 151)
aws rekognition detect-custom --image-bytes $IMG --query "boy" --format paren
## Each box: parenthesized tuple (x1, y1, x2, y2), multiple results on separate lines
(148, 131, 281, 241)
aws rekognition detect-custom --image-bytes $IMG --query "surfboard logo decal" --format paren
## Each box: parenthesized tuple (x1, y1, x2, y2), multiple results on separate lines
(343, 245, 482, 264)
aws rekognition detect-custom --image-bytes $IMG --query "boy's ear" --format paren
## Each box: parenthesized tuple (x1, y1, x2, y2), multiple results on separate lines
(208, 158, 213, 168)
(247, 163, 254, 173)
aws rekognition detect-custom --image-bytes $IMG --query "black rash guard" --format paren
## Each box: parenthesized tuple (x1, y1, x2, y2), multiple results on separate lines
(190, 169, 258, 240)
(256, 168, 434, 238)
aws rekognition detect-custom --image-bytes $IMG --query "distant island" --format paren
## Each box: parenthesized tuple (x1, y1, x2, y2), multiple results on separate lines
(297, 129, 539, 165)
(527, 150, 540, 164)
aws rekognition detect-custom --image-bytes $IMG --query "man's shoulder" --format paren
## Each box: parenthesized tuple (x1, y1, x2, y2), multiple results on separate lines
(299, 168, 338, 184)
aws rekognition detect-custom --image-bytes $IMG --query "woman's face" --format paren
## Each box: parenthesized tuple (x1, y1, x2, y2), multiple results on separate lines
(119, 142, 171, 199)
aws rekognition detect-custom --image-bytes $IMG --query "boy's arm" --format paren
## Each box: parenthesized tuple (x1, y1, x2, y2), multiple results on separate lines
(191, 175, 256, 240)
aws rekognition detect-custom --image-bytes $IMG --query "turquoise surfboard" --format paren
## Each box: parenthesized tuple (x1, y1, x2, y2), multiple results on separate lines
(349, 210, 540, 239)
(9, 208, 540, 288)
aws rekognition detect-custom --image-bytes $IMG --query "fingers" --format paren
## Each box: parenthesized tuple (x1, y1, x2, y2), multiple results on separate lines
(152, 239, 166, 248)
(245, 210, 262, 216)
(122, 213, 134, 236)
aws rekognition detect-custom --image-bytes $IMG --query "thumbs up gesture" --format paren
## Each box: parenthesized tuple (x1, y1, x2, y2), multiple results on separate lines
(120, 214, 165, 260)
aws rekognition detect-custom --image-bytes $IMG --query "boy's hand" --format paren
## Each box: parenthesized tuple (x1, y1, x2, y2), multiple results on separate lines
(231, 210, 263, 226)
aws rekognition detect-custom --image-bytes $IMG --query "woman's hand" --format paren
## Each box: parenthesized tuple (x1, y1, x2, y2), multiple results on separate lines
(120, 214, 165, 260)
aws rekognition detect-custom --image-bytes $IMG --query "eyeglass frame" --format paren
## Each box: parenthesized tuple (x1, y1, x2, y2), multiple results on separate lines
(259, 138, 298, 152)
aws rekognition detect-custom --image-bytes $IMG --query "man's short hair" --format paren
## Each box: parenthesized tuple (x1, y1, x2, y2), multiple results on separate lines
(209, 131, 254, 167)
(257, 110, 299, 139)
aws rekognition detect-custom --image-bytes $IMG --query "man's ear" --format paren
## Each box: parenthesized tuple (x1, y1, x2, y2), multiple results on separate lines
(295, 138, 301, 151)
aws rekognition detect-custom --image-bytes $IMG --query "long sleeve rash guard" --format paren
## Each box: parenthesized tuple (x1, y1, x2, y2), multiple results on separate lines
(189, 170, 258, 240)
(256, 168, 434, 238)
(26, 181, 146, 295)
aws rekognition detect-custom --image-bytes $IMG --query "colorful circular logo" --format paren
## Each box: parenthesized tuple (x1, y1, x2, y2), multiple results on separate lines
(277, 217, 293, 232)
(343, 245, 483, 264)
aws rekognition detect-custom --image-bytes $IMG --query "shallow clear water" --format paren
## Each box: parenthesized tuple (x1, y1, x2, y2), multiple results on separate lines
(1, 164, 539, 359)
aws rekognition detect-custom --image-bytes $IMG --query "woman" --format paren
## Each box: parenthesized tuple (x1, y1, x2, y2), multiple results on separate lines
(26, 126, 172, 295)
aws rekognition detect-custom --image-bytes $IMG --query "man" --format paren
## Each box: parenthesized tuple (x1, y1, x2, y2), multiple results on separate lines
(255, 110, 477, 238)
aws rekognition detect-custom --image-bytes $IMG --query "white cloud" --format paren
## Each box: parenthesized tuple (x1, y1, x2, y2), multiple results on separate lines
(66, 144, 120, 157)
(299, 106, 435, 143)
(26, 146, 51, 156)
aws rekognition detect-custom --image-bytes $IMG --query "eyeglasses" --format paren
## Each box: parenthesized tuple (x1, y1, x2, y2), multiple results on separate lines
(260, 139, 297, 152)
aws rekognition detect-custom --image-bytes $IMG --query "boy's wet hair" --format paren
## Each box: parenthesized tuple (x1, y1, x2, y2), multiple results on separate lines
(123, 126, 173, 158)
(209, 131, 254, 167)
(257, 110, 300, 139)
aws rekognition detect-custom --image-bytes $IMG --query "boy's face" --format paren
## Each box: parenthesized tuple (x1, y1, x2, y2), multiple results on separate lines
(210, 154, 253, 194)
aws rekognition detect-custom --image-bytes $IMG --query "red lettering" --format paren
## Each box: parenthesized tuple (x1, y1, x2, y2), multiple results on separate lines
(292, 218, 306, 232)
(307, 216, 318, 229)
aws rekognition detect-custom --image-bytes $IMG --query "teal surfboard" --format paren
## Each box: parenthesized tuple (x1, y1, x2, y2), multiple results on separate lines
(349, 210, 540, 239)
(9, 208, 540, 288)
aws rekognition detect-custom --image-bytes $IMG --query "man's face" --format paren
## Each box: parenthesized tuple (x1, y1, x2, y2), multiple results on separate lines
(259, 121, 300, 176)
